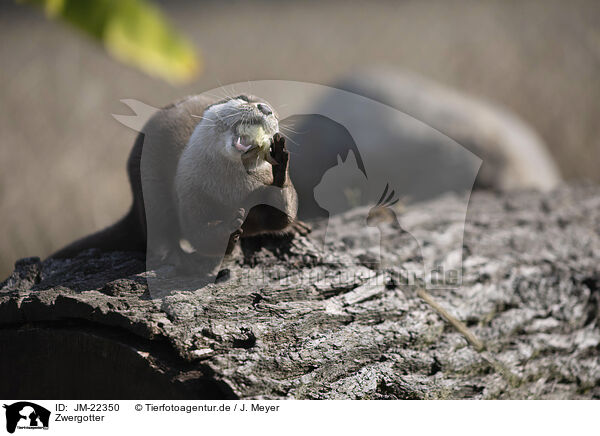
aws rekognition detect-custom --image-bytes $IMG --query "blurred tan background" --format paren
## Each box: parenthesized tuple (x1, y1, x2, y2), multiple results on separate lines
(2, 0, 600, 279)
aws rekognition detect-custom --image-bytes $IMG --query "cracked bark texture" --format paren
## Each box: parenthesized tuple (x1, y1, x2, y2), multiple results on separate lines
(1, 184, 599, 399)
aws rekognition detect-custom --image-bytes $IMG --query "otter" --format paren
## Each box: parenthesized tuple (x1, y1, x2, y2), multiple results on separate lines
(50, 94, 309, 268)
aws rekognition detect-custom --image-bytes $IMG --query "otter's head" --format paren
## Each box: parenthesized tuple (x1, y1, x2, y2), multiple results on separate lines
(197, 94, 279, 165)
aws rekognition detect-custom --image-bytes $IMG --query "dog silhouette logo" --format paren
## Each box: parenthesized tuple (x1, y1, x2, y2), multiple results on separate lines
(3, 402, 50, 434)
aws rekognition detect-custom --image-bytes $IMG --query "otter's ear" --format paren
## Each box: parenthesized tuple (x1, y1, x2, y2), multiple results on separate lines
(337, 154, 343, 166)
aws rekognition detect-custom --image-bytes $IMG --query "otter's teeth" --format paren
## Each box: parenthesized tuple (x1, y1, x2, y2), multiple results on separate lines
(234, 136, 252, 152)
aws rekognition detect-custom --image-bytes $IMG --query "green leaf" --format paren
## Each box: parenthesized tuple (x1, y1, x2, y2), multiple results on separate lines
(21, 0, 201, 84)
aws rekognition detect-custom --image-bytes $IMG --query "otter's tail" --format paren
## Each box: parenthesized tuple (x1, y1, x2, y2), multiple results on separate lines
(49, 207, 145, 259)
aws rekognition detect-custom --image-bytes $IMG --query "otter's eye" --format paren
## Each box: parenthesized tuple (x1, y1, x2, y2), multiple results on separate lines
(256, 103, 273, 116)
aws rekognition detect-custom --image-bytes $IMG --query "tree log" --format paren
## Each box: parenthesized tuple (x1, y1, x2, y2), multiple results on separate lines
(1, 184, 599, 399)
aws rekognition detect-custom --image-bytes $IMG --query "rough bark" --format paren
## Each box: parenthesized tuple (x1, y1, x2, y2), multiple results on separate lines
(1, 184, 599, 399)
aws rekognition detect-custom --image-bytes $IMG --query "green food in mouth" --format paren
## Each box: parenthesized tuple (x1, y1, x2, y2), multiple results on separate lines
(238, 125, 271, 150)
(236, 124, 274, 161)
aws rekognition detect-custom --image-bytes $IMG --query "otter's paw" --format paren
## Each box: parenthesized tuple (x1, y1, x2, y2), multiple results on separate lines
(230, 207, 246, 232)
(270, 133, 289, 187)
(270, 133, 289, 168)
(290, 220, 312, 236)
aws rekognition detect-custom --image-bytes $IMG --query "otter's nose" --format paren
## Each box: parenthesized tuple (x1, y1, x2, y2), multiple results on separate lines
(256, 103, 273, 116)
